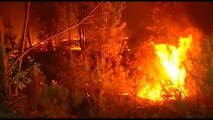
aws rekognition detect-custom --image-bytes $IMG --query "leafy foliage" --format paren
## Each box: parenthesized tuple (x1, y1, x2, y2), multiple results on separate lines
(37, 84, 70, 118)
(9, 57, 41, 90)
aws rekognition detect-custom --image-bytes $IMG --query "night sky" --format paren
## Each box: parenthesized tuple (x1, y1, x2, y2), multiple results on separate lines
(123, 2, 213, 34)
(1, 2, 213, 47)
(0, 2, 25, 39)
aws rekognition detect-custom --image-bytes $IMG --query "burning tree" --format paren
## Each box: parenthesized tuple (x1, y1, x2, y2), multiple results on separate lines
(56, 2, 130, 117)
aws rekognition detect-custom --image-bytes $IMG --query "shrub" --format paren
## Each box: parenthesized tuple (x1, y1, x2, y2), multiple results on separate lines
(37, 84, 70, 118)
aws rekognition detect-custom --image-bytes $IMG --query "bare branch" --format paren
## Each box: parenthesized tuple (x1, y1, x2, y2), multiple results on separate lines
(8, 2, 103, 73)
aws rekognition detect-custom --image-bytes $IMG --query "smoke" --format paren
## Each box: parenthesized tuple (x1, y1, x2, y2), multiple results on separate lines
(183, 27, 203, 57)
(183, 2, 213, 35)
(122, 2, 154, 50)
(0, 2, 25, 41)
(123, 2, 211, 50)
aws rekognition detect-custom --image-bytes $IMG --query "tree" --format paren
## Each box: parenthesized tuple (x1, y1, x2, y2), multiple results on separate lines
(30, 2, 62, 50)
(145, 2, 192, 45)
(0, 17, 9, 99)
(72, 2, 88, 49)
(11, 1, 31, 97)
(55, 2, 130, 117)
(184, 32, 213, 115)
(58, 2, 73, 41)
(4, 18, 17, 52)
(80, 2, 129, 116)
(88, 1, 127, 82)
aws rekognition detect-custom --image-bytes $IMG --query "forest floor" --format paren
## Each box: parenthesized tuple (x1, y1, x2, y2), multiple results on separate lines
(1, 93, 212, 118)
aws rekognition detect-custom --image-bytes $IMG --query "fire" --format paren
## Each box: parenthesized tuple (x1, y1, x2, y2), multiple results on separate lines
(137, 34, 192, 101)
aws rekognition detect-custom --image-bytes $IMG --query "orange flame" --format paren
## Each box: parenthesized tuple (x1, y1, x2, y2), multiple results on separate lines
(137, 34, 192, 101)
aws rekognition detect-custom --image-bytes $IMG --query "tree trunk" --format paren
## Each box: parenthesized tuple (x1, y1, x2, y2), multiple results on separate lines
(19, 2, 30, 70)
(67, 5, 72, 67)
(0, 17, 9, 99)
(27, 26, 32, 47)
(16, 1, 30, 96)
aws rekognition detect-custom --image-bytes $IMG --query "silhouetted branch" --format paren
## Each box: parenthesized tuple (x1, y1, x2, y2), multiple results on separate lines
(8, 2, 103, 73)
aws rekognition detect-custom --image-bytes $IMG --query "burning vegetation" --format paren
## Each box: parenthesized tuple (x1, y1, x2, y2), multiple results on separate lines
(137, 34, 191, 101)
(0, 1, 213, 118)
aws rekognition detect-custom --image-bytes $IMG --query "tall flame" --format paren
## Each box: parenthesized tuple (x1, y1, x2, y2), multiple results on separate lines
(137, 34, 192, 101)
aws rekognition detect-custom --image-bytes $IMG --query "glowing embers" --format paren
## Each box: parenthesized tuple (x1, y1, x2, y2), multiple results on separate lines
(137, 84, 162, 101)
(137, 35, 192, 101)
